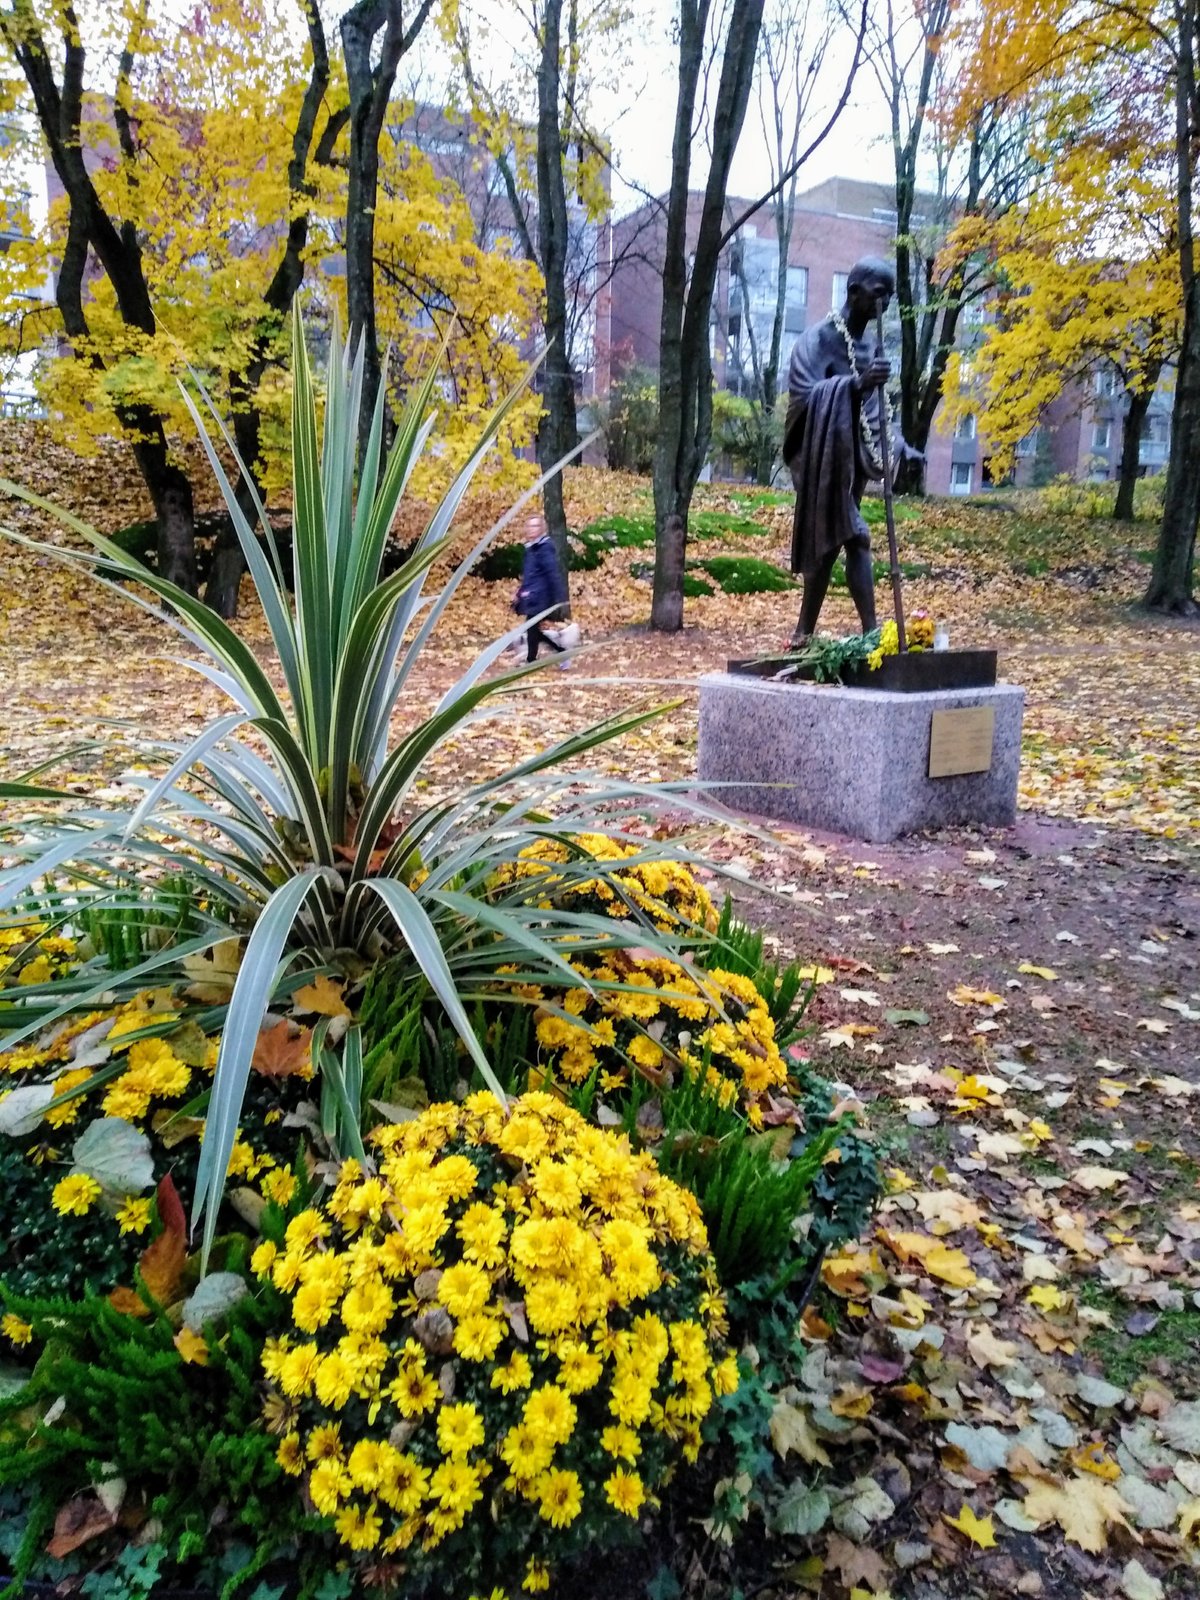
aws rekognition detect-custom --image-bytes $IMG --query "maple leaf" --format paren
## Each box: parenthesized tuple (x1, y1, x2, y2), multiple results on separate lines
(251, 1018, 313, 1078)
(1019, 1472, 1132, 1552)
(824, 1533, 890, 1594)
(45, 1493, 120, 1560)
(109, 1176, 188, 1316)
(1027, 1284, 1071, 1313)
(1071, 1164, 1128, 1191)
(292, 974, 351, 1018)
(174, 1326, 209, 1366)
(881, 1230, 977, 1288)
(949, 984, 1005, 1009)
(1071, 1441, 1121, 1481)
(769, 1397, 832, 1466)
(967, 1325, 1018, 1369)
(1017, 962, 1058, 980)
(181, 939, 242, 1002)
(944, 1505, 997, 1548)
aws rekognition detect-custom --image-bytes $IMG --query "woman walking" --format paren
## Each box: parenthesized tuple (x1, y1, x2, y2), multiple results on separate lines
(515, 511, 570, 663)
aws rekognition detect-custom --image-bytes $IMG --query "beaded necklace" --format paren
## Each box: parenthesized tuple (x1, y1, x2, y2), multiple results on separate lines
(829, 309, 895, 477)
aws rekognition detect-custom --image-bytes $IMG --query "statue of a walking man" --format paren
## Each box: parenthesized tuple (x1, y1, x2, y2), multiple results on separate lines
(782, 256, 917, 648)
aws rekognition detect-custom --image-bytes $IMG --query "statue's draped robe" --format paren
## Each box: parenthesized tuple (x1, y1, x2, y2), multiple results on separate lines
(782, 320, 884, 576)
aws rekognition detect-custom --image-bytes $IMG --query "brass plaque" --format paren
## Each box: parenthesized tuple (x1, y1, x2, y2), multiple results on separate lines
(928, 706, 995, 778)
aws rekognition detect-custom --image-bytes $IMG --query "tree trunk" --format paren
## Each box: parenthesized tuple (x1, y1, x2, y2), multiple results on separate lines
(1114, 388, 1150, 522)
(204, 1, 341, 619)
(894, 449, 925, 496)
(131, 439, 197, 593)
(341, 0, 411, 463)
(1147, 0, 1198, 614)
(1146, 279, 1200, 611)
(651, 0, 764, 631)
(535, 0, 577, 599)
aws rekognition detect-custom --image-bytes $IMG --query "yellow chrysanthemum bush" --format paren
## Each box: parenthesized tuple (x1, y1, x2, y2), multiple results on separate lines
(531, 952, 787, 1124)
(258, 1091, 737, 1594)
(0, 982, 311, 1301)
(488, 833, 719, 936)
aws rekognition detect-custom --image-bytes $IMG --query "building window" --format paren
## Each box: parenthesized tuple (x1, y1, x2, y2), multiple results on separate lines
(831, 272, 848, 309)
(957, 355, 975, 388)
(1094, 367, 1119, 397)
(950, 462, 973, 495)
(1092, 420, 1112, 451)
(1016, 427, 1038, 458)
(955, 413, 977, 440)
(963, 299, 986, 328)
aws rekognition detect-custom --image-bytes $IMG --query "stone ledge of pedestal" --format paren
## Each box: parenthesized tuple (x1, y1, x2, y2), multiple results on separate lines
(696, 672, 1025, 844)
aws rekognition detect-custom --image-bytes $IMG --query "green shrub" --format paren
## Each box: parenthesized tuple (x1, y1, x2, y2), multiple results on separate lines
(0, 1292, 300, 1597)
(595, 365, 659, 473)
(690, 556, 795, 595)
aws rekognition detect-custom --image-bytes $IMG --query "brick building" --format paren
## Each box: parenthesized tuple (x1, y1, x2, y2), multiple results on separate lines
(610, 175, 1173, 496)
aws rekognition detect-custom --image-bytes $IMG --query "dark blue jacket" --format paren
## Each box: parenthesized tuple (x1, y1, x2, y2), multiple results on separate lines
(516, 535, 567, 617)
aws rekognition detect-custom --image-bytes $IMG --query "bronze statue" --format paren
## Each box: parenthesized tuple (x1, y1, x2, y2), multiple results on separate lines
(782, 256, 918, 648)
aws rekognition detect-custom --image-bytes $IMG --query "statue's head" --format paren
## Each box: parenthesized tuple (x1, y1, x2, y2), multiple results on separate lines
(846, 256, 897, 318)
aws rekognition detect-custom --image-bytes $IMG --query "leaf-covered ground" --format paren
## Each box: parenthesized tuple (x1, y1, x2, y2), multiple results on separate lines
(0, 425, 1197, 1597)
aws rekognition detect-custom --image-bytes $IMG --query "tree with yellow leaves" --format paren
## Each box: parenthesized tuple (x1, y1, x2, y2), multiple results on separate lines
(0, 0, 343, 609)
(0, 0, 541, 613)
(939, 62, 1180, 520)
(948, 0, 1198, 613)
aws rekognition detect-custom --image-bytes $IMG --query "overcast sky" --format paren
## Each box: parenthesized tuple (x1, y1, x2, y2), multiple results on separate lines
(409, 0, 897, 220)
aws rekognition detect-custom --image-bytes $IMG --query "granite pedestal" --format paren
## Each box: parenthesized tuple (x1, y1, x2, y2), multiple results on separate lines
(697, 673, 1025, 843)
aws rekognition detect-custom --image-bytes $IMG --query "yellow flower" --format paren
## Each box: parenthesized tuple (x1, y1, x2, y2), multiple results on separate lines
(457, 1201, 507, 1267)
(437, 1402, 485, 1457)
(307, 1423, 344, 1462)
(437, 1261, 491, 1319)
(279, 1343, 322, 1399)
(712, 1354, 740, 1396)
(276, 1434, 304, 1476)
(388, 1362, 440, 1417)
(114, 1196, 153, 1235)
(523, 1560, 551, 1593)
(454, 1312, 505, 1363)
(43, 1068, 91, 1128)
(535, 1468, 583, 1528)
(1, 1313, 33, 1346)
(523, 1385, 576, 1446)
(499, 1423, 553, 1481)
(600, 1425, 641, 1463)
(557, 1341, 604, 1394)
(491, 1352, 533, 1394)
(51, 1172, 101, 1216)
(627, 1034, 664, 1071)
(341, 1277, 395, 1336)
(333, 1502, 382, 1551)
(308, 1458, 350, 1516)
(604, 1468, 646, 1518)
(347, 1439, 386, 1491)
(377, 1449, 428, 1516)
(430, 1459, 486, 1517)
(261, 1168, 297, 1207)
(524, 1277, 579, 1335)
(250, 1240, 278, 1277)
(314, 1351, 355, 1409)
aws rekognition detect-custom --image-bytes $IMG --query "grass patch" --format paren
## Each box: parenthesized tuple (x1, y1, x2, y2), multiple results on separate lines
(690, 555, 795, 595)
(1078, 1285, 1200, 1390)
(860, 496, 922, 527)
(828, 556, 933, 592)
(727, 487, 794, 510)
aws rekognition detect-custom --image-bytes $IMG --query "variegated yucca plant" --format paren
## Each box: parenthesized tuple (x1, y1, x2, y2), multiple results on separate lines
(0, 318, 711, 1264)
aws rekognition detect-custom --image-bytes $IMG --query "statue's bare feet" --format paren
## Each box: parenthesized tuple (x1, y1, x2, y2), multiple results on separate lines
(790, 633, 811, 651)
